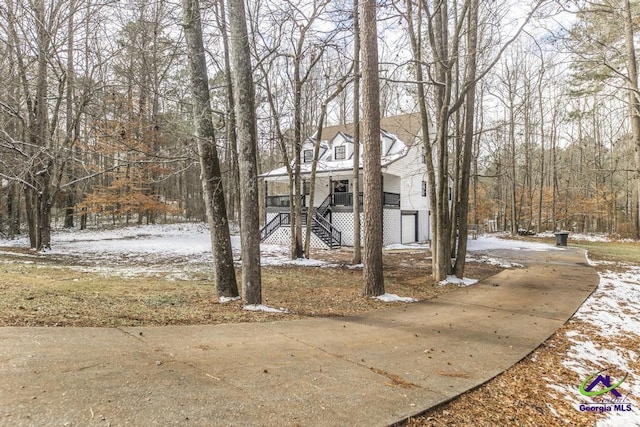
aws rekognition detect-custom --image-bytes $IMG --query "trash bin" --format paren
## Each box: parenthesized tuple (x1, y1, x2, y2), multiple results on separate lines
(554, 231, 569, 246)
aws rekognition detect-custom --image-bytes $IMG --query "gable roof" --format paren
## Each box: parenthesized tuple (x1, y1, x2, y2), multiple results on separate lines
(318, 113, 421, 147)
(261, 113, 424, 179)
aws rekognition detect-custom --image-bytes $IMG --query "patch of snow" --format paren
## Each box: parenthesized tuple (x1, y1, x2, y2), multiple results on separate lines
(219, 296, 241, 303)
(439, 276, 478, 287)
(467, 235, 563, 252)
(384, 243, 428, 250)
(466, 254, 523, 268)
(537, 231, 612, 242)
(374, 293, 418, 303)
(544, 266, 640, 425)
(243, 304, 289, 313)
(0, 223, 341, 278)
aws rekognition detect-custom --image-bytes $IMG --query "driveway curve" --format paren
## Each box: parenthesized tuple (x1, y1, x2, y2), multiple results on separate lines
(0, 246, 598, 426)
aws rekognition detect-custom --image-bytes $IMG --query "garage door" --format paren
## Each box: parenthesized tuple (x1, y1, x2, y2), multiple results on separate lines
(401, 213, 417, 243)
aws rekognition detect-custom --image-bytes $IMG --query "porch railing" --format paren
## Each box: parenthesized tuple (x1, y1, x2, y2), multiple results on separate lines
(260, 212, 291, 241)
(266, 191, 400, 209)
(332, 191, 400, 207)
(311, 212, 341, 248)
(265, 195, 305, 208)
(331, 192, 363, 207)
(259, 210, 340, 248)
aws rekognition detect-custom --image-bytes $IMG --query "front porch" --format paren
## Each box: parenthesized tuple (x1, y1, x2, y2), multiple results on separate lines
(261, 172, 414, 249)
(265, 191, 401, 210)
(262, 191, 402, 249)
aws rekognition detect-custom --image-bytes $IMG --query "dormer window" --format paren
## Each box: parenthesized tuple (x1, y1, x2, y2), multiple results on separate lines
(303, 149, 313, 163)
(335, 145, 346, 160)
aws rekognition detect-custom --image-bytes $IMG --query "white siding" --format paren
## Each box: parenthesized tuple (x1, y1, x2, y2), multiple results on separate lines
(307, 176, 331, 208)
(383, 174, 401, 194)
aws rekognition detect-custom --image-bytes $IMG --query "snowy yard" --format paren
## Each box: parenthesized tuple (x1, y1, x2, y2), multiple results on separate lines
(0, 223, 332, 279)
(546, 260, 640, 426)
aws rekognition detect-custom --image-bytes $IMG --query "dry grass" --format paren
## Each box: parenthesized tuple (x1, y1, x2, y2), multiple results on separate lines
(0, 247, 502, 328)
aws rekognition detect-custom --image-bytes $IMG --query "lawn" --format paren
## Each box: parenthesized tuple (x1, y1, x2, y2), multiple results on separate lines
(0, 246, 503, 327)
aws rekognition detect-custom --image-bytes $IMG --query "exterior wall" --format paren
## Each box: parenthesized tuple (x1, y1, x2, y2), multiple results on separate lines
(385, 144, 429, 212)
(383, 174, 401, 194)
(384, 143, 432, 241)
(305, 176, 331, 208)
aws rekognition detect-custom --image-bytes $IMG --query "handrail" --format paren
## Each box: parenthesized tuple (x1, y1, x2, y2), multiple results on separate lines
(317, 194, 332, 217)
(260, 212, 290, 241)
(313, 212, 341, 247)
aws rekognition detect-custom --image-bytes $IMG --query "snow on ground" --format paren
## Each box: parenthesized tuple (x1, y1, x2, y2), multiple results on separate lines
(0, 223, 336, 279)
(0, 228, 561, 281)
(374, 293, 419, 303)
(545, 261, 640, 426)
(537, 231, 612, 242)
(439, 275, 478, 287)
(243, 304, 289, 313)
(466, 234, 564, 252)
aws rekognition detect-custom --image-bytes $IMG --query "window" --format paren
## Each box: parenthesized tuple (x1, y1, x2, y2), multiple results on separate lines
(303, 180, 310, 195)
(422, 180, 427, 197)
(334, 145, 346, 160)
(303, 149, 313, 163)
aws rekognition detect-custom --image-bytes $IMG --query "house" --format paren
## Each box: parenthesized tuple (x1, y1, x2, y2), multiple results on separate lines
(259, 113, 432, 249)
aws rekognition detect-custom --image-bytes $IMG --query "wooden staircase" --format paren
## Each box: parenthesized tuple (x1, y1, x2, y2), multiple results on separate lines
(260, 195, 341, 248)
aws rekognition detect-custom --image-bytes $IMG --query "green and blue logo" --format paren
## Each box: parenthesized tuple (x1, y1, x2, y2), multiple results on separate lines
(580, 368, 628, 398)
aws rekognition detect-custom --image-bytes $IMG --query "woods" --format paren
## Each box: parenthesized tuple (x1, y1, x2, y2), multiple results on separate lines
(1, 0, 640, 291)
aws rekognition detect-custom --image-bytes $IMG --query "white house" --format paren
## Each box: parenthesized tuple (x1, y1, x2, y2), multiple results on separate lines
(260, 113, 433, 249)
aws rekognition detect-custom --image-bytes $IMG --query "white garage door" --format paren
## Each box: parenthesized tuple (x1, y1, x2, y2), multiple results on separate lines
(401, 213, 417, 243)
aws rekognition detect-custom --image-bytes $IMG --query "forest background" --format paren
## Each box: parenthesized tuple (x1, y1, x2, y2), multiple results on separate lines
(1, 0, 639, 252)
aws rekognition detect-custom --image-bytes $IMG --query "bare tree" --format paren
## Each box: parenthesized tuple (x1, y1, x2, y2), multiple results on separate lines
(623, 0, 640, 238)
(182, 0, 239, 300)
(227, 0, 262, 305)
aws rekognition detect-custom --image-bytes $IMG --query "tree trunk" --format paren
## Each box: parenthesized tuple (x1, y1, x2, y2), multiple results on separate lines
(623, 0, 640, 239)
(454, 0, 479, 278)
(352, 0, 362, 265)
(182, 0, 239, 299)
(403, 0, 438, 274)
(293, 66, 305, 259)
(217, 0, 241, 225)
(360, 0, 384, 296)
(227, 0, 262, 305)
